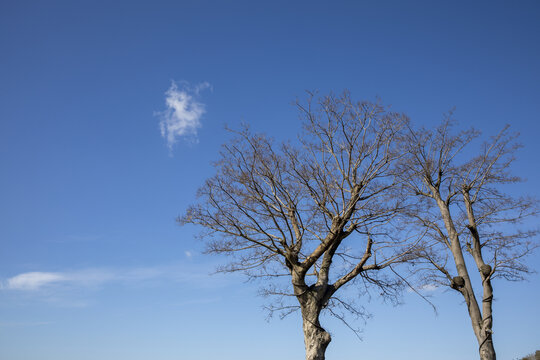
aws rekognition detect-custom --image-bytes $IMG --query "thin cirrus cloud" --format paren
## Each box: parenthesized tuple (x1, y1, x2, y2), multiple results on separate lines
(406, 283, 439, 293)
(158, 81, 211, 150)
(1, 269, 121, 291)
(4, 272, 67, 291)
(0, 264, 221, 292)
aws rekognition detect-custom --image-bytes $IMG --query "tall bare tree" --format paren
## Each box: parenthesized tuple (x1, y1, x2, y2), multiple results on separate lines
(180, 92, 418, 360)
(398, 118, 538, 360)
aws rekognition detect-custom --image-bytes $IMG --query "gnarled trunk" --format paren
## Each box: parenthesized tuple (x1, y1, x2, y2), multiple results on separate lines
(479, 336, 496, 360)
(302, 307, 331, 360)
(295, 280, 332, 360)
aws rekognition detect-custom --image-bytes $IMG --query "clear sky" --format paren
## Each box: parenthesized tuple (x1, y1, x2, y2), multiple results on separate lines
(1, 1, 539, 359)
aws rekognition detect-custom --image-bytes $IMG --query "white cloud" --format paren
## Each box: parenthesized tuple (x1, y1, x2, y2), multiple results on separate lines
(420, 284, 438, 292)
(158, 81, 211, 149)
(407, 283, 439, 293)
(1, 270, 113, 291)
(185, 250, 192, 258)
(1, 263, 225, 293)
(4, 272, 66, 290)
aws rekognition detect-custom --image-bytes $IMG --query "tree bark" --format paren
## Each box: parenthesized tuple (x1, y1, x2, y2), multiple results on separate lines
(301, 304, 331, 360)
(294, 274, 332, 360)
(477, 280, 495, 360)
(462, 190, 496, 360)
(430, 187, 496, 360)
(479, 336, 496, 360)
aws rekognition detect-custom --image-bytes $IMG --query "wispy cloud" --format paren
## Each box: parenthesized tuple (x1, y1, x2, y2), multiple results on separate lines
(4, 272, 67, 291)
(1, 263, 224, 292)
(158, 81, 211, 150)
(407, 283, 439, 293)
(420, 284, 438, 292)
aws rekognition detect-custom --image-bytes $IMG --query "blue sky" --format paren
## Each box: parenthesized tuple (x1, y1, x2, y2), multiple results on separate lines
(1, 1, 539, 359)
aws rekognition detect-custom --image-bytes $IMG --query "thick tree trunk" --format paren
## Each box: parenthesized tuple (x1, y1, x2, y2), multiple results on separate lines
(479, 336, 496, 360)
(302, 309, 331, 360)
(294, 276, 332, 360)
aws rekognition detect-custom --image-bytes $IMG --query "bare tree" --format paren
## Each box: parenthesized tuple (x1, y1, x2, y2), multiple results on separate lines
(398, 117, 538, 360)
(180, 92, 418, 360)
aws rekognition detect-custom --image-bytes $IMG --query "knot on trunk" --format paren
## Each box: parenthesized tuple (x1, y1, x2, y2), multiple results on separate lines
(451, 276, 465, 289)
(480, 264, 492, 277)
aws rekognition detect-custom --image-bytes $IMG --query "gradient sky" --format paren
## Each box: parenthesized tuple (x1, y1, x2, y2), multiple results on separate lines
(1, 1, 540, 359)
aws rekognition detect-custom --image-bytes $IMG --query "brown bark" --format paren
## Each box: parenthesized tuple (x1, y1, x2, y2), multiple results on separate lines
(302, 312, 331, 360)
(463, 190, 496, 360)
(431, 186, 496, 360)
(293, 269, 333, 360)
(479, 338, 496, 360)
(299, 295, 331, 360)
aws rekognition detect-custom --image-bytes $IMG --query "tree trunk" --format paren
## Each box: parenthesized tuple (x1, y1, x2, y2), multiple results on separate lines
(479, 336, 496, 360)
(302, 310, 331, 360)
(476, 277, 495, 360)
(462, 190, 496, 360)
(292, 264, 333, 360)
(295, 284, 331, 360)
(431, 189, 497, 360)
